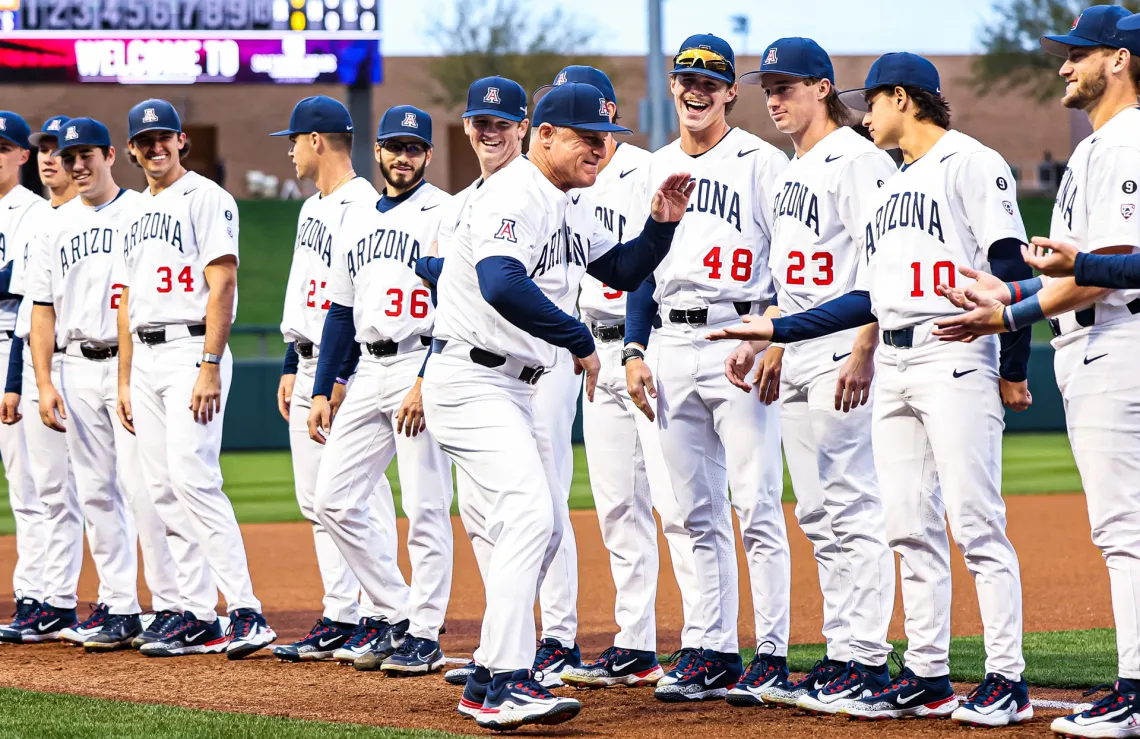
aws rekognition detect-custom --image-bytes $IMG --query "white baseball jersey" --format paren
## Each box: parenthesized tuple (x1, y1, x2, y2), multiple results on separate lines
(118, 170, 240, 332)
(0, 186, 51, 334)
(281, 177, 380, 347)
(1049, 107, 1140, 338)
(7, 193, 56, 340)
(769, 127, 897, 314)
(435, 178, 481, 259)
(26, 189, 139, 346)
(576, 143, 652, 321)
(858, 130, 1026, 331)
(433, 156, 619, 368)
(643, 128, 788, 307)
(325, 183, 449, 344)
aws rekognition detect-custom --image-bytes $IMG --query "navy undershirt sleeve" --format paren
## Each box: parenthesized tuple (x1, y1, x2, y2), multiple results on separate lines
(415, 256, 445, 287)
(0, 263, 17, 301)
(475, 256, 595, 358)
(340, 342, 361, 380)
(4, 335, 22, 395)
(769, 290, 875, 344)
(312, 303, 356, 398)
(1074, 251, 1140, 289)
(282, 342, 299, 376)
(624, 275, 658, 347)
(586, 218, 678, 291)
(988, 238, 1032, 383)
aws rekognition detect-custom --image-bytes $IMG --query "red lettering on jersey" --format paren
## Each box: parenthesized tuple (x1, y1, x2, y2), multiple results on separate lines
(494, 218, 518, 243)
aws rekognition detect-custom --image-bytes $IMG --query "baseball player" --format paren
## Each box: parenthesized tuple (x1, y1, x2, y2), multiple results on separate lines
(268, 96, 385, 663)
(931, 9, 1140, 735)
(116, 98, 275, 659)
(425, 81, 692, 731)
(622, 34, 792, 703)
(533, 66, 701, 689)
(706, 53, 1032, 727)
(306, 104, 454, 676)
(22, 116, 182, 651)
(722, 38, 897, 709)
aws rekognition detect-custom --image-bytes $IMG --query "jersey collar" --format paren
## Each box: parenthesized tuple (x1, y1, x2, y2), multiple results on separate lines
(377, 179, 426, 213)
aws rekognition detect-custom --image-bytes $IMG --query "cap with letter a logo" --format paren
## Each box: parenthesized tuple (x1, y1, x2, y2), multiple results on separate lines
(376, 104, 432, 146)
(128, 98, 183, 139)
(464, 76, 528, 122)
(484, 87, 501, 104)
(269, 95, 353, 137)
(532, 82, 632, 134)
(0, 111, 31, 149)
(1043, 4, 1140, 55)
(51, 117, 112, 156)
(741, 37, 835, 86)
(765, 47, 778, 65)
(836, 51, 942, 112)
(29, 114, 70, 147)
(532, 65, 618, 105)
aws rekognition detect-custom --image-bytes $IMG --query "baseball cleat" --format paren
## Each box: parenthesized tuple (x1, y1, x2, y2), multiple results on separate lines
(840, 667, 959, 720)
(726, 645, 789, 707)
(951, 672, 1032, 727)
(140, 612, 228, 657)
(446, 659, 478, 686)
(226, 609, 276, 660)
(0, 602, 78, 644)
(83, 613, 143, 652)
(3, 596, 40, 631)
(762, 657, 846, 707)
(475, 669, 582, 731)
(531, 637, 581, 688)
(332, 617, 389, 664)
(561, 646, 664, 688)
(654, 648, 744, 702)
(656, 647, 701, 687)
(797, 660, 891, 714)
(352, 617, 409, 671)
(272, 617, 356, 662)
(59, 603, 109, 646)
(1050, 679, 1140, 738)
(458, 665, 492, 719)
(381, 635, 446, 676)
(132, 610, 183, 649)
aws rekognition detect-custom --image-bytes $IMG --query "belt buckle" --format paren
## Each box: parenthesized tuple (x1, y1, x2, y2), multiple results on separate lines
(684, 308, 704, 326)
(139, 329, 163, 345)
(1048, 318, 1062, 338)
(526, 366, 546, 385)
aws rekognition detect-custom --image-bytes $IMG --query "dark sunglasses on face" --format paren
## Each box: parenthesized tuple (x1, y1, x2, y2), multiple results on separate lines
(379, 139, 428, 156)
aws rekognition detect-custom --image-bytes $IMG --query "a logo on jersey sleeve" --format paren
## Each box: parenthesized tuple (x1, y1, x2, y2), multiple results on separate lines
(484, 87, 501, 104)
(402, 112, 418, 128)
(494, 218, 518, 243)
(1122, 204, 1136, 220)
(142, 108, 159, 124)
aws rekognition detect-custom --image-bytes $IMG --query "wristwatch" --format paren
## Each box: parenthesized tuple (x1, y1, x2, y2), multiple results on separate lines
(200, 352, 221, 365)
(621, 347, 645, 366)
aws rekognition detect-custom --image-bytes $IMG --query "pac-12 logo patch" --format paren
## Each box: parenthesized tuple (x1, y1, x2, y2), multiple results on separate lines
(1123, 204, 1136, 220)
(402, 112, 418, 128)
(483, 87, 500, 104)
(1002, 200, 1013, 215)
(142, 108, 159, 124)
(764, 47, 778, 65)
(494, 218, 518, 242)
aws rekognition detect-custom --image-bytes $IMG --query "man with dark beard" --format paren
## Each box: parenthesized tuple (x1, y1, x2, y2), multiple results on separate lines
(306, 105, 455, 677)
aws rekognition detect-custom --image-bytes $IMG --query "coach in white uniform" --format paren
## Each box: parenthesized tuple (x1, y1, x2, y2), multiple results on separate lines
(710, 53, 1032, 727)
(117, 99, 275, 659)
(308, 104, 454, 676)
(426, 82, 693, 731)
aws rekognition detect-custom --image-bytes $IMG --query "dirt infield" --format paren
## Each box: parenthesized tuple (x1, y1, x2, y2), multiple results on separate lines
(0, 494, 1112, 736)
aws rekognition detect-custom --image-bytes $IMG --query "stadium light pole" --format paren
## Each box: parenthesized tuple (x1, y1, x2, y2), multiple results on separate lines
(646, 0, 667, 151)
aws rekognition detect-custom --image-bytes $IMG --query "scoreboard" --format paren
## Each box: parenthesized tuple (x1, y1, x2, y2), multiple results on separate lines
(0, 0, 381, 84)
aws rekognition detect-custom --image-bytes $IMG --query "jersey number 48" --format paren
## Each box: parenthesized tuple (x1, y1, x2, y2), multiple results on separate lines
(703, 247, 753, 282)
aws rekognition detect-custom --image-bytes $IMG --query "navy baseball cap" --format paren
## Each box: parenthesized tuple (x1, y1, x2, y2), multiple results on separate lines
(533, 65, 617, 104)
(28, 115, 70, 147)
(837, 52, 942, 112)
(740, 37, 834, 85)
(463, 76, 528, 122)
(128, 99, 182, 139)
(0, 112, 32, 150)
(270, 95, 354, 137)
(533, 82, 632, 134)
(51, 118, 112, 156)
(670, 33, 736, 85)
(376, 105, 432, 146)
(1043, 5, 1137, 56)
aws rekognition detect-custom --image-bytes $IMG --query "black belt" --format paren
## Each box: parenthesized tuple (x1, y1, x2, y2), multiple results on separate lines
(667, 301, 752, 326)
(432, 339, 546, 385)
(591, 323, 625, 342)
(1049, 297, 1140, 338)
(3, 331, 12, 339)
(137, 324, 206, 345)
(881, 327, 914, 348)
(296, 341, 315, 359)
(80, 344, 118, 361)
(365, 335, 430, 358)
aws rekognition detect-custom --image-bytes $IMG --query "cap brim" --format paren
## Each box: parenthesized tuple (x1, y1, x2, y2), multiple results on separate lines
(27, 131, 57, 147)
(269, 129, 297, 137)
(130, 125, 181, 139)
(532, 83, 554, 102)
(837, 87, 873, 112)
(568, 122, 633, 135)
(668, 67, 734, 85)
(376, 132, 432, 146)
(1040, 33, 1103, 57)
(0, 132, 30, 149)
(462, 108, 526, 122)
(1120, 14, 1140, 31)
(738, 69, 814, 86)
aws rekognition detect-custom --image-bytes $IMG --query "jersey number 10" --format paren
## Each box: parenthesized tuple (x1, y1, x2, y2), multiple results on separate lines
(910, 261, 956, 298)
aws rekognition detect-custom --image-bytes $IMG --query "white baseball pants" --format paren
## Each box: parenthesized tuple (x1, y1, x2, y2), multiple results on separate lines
(1, 339, 44, 601)
(873, 330, 1024, 680)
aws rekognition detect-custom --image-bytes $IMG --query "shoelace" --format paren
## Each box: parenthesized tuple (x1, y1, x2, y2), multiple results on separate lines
(534, 642, 568, 670)
(148, 611, 182, 637)
(741, 656, 776, 684)
(1080, 684, 1137, 716)
(302, 619, 333, 640)
(793, 659, 844, 689)
(509, 674, 553, 698)
(826, 662, 873, 694)
(599, 646, 630, 667)
(664, 648, 701, 677)
(12, 601, 42, 628)
(226, 611, 262, 640)
(345, 619, 387, 648)
(77, 604, 109, 630)
(101, 612, 135, 633)
(393, 635, 428, 657)
(966, 674, 1013, 707)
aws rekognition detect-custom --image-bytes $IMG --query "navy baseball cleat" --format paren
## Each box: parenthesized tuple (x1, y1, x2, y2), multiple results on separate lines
(0, 602, 78, 644)
(840, 667, 959, 720)
(561, 646, 664, 688)
(382, 635, 446, 676)
(3, 595, 40, 629)
(726, 647, 789, 707)
(332, 617, 389, 664)
(273, 617, 356, 662)
(59, 603, 108, 646)
(797, 660, 891, 714)
(1050, 679, 1140, 737)
(352, 617, 408, 671)
(655, 647, 701, 688)
(83, 613, 143, 652)
(140, 611, 228, 657)
(762, 657, 846, 707)
(475, 669, 582, 731)
(226, 609, 277, 660)
(446, 659, 478, 685)
(132, 610, 183, 649)
(655, 648, 744, 702)
(952, 672, 1032, 727)
(532, 637, 581, 688)
(458, 665, 492, 719)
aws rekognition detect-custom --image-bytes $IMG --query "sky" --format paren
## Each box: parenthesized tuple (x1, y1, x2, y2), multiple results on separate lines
(381, 0, 1006, 57)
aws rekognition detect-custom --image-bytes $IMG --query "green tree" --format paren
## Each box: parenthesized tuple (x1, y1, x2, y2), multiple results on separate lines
(427, 0, 604, 110)
(974, 0, 1140, 102)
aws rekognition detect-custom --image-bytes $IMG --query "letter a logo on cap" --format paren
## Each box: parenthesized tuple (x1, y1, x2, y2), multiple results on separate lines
(1071, 14, 1081, 29)
(599, 98, 608, 116)
(142, 108, 159, 124)
(48, 118, 62, 131)
(764, 47, 778, 65)
(484, 87, 500, 104)
(494, 218, 517, 243)
(0, 118, 6, 131)
(402, 112, 418, 128)
(555, 71, 567, 85)
(65, 126, 78, 141)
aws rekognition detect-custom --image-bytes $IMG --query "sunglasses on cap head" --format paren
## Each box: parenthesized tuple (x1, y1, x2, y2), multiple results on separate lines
(673, 47, 734, 75)
(379, 139, 428, 156)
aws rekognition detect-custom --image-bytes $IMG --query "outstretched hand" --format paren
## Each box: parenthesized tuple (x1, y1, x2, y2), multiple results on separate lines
(1022, 237, 1079, 277)
(705, 315, 775, 343)
(650, 173, 696, 223)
